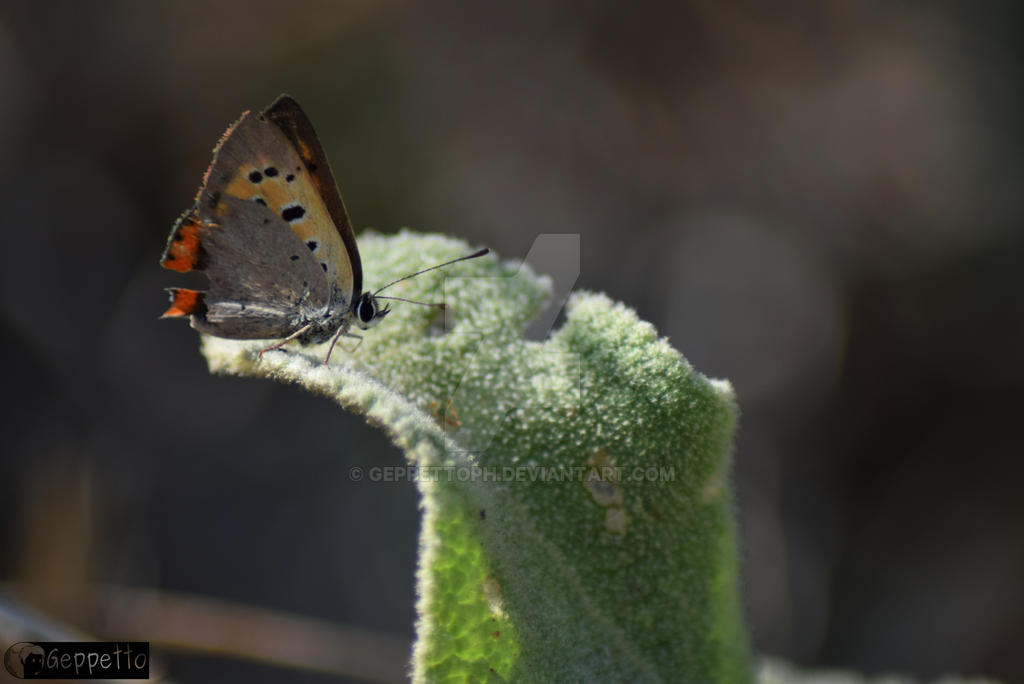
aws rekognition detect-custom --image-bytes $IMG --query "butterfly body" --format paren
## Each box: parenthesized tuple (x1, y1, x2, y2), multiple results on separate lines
(161, 95, 390, 354)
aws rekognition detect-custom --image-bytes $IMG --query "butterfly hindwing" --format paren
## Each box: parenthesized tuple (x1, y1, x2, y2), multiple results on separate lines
(162, 196, 330, 339)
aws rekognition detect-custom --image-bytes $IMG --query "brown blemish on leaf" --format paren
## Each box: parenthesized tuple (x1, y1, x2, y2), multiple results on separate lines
(583, 450, 629, 535)
(649, 504, 662, 523)
(701, 474, 723, 503)
(428, 398, 462, 428)
(584, 472, 623, 508)
(604, 507, 630, 535)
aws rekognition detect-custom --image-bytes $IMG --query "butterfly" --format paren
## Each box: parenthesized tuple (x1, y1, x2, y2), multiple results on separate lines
(160, 95, 487, 362)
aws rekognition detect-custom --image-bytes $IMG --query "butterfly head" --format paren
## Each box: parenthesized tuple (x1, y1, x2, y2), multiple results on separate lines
(354, 291, 390, 330)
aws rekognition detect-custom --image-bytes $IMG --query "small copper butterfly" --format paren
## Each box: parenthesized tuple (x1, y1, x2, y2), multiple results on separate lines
(160, 95, 487, 362)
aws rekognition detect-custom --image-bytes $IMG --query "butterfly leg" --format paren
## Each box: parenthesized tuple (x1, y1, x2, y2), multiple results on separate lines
(257, 323, 314, 360)
(324, 329, 364, 365)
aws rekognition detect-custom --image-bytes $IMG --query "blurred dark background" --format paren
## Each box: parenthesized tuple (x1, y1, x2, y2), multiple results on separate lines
(0, 1, 1021, 682)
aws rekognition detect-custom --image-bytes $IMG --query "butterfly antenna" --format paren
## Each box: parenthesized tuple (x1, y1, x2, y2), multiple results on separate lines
(373, 248, 490, 296)
(375, 295, 449, 310)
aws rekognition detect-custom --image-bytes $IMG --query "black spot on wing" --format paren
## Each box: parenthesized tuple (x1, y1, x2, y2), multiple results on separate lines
(248, 170, 263, 183)
(286, 173, 295, 182)
(282, 205, 306, 222)
(321, 263, 328, 272)
(290, 255, 299, 261)
(264, 166, 279, 177)
(253, 197, 267, 206)
(306, 240, 318, 251)
(306, 162, 318, 172)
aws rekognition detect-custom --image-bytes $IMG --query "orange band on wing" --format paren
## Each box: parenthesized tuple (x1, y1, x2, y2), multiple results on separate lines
(162, 288, 202, 318)
(161, 215, 203, 272)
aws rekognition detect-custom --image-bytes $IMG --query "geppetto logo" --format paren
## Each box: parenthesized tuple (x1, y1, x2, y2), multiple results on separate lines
(3, 641, 149, 679)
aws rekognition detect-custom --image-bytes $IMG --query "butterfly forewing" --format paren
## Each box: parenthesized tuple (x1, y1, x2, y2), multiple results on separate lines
(264, 96, 363, 303)
(197, 104, 357, 312)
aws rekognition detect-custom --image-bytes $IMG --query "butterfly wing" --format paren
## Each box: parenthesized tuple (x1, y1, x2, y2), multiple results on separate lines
(180, 99, 359, 308)
(264, 95, 362, 304)
(162, 196, 330, 339)
(162, 95, 362, 339)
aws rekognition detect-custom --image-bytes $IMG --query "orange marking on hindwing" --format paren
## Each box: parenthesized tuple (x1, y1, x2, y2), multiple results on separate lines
(161, 288, 203, 318)
(161, 215, 203, 273)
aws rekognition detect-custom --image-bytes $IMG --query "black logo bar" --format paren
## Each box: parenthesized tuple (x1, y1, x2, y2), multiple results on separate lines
(4, 642, 149, 679)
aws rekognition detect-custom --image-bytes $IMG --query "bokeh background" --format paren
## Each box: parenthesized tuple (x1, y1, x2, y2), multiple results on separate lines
(1, 1, 1022, 682)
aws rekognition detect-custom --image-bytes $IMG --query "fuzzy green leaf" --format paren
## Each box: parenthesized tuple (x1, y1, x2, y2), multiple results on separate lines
(200, 231, 750, 682)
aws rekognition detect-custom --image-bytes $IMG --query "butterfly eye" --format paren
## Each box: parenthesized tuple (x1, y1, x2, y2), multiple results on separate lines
(358, 294, 377, 324)
(355, 293, 389, 330)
